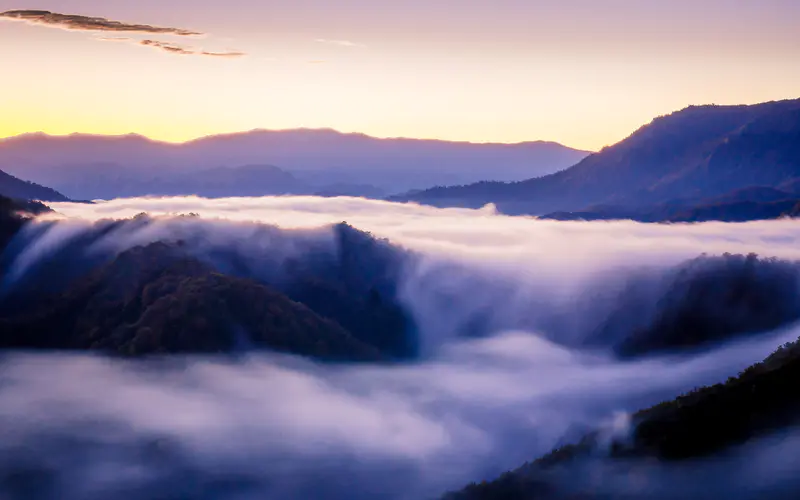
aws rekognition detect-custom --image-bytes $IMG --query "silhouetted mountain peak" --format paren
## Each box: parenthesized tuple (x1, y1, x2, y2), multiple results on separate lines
(0, 169, 69, 202)
(402, 98, 800, 216)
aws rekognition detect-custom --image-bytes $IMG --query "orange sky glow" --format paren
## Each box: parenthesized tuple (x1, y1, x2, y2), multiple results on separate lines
(1, 0, 798, 151)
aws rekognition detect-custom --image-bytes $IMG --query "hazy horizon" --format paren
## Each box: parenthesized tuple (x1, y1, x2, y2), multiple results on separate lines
(0, 126, 594, 150)
(5, 97, 798, 152)
(2, 0, 799, 151)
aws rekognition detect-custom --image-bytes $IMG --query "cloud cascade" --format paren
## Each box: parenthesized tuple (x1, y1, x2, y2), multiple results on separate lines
(32, 195, 800, 353)
(0, 326, 796, 499)
(1, 196, 800, 498)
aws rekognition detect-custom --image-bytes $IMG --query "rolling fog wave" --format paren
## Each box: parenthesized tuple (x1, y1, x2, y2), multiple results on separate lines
(2, 328, 798, 500)
(3, 196, 800, 498)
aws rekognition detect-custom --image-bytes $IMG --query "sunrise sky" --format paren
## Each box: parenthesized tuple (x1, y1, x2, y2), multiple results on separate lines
(1, 0, 799, 151)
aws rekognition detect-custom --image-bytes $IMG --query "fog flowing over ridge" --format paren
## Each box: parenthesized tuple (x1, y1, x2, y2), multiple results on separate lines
(3, 196, 800, 498)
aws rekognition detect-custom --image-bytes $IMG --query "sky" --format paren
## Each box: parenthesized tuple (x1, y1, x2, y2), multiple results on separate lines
(1, 0, 799, 151)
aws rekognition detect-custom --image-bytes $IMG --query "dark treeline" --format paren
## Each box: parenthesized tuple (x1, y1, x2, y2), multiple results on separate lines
(3, 197, 800, 364)
(446, 327, 800, 499)
(0, 204, 417, 361)
(587, 252, 800, 357)
(423, 251, 800, 358)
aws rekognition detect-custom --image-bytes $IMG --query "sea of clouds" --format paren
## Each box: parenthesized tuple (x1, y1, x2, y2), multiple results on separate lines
(2, 196, 800, 499)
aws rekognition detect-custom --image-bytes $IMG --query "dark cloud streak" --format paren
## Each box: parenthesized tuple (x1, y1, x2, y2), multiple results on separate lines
(140, 39, 195, 56)
(0, 9, 245, 57)
(0, 9, 201, 36)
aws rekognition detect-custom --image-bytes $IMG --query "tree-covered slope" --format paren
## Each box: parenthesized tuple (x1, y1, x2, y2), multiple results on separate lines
(0, 242, 383, 360)
(445, 332, 800, 499)
(0, 216, 417, 361)
(401, 99, 800, 216)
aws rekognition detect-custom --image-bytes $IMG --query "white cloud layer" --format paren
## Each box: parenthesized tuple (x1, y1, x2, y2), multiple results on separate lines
(2, 195, 800, 498)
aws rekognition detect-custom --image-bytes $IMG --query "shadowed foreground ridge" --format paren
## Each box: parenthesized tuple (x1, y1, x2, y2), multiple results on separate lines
(0, 195, 51, 251)
(589, 253, 800, 357)
(0, 214, 416, 361)
(0, 242, 382, 360)
(3, 206, 800, 361)
(445, 333, 800, 499)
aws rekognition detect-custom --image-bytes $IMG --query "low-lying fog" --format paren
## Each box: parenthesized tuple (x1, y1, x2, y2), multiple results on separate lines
(3, 196, 800, 499)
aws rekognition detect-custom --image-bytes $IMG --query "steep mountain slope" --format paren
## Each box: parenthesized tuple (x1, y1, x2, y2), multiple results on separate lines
(0, 130, 589, 198)
(0, 217, 417, 360)
(433, 250, 800, 358)
(446, 333, 800, 499)
(0, 195, 51, 255)
(0, 242, 382, 360)
(0, 169, 69, 201)
(589, 253, 800, 357)
(402, 99, 800, 215)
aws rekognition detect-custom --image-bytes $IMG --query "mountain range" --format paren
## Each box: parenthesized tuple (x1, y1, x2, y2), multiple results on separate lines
(399, 98, 800, 221)
(0, 129, 589, 200)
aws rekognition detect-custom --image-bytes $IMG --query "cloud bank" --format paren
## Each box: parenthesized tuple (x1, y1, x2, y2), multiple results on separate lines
(1, 326, 796, 499)
(1, 196, 800, 498)
(34, 196, 800, 354)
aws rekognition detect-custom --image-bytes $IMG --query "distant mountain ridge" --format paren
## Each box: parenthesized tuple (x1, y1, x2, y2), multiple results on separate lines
(399, 98, 800, 217)
(0, 129, 590, 199)
(541, 185, 800, 223)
